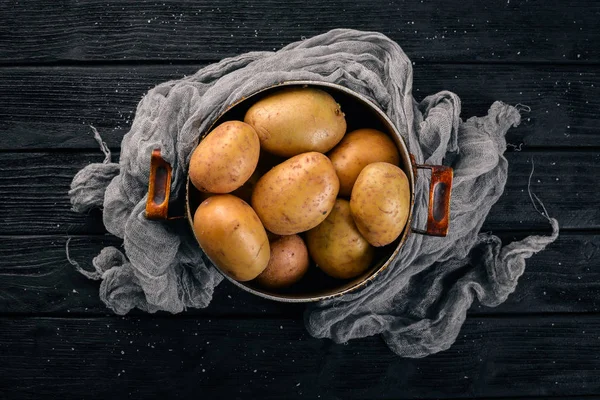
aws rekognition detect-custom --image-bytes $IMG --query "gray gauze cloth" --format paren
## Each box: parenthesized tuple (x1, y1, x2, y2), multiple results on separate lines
(69, 29, 559, 357)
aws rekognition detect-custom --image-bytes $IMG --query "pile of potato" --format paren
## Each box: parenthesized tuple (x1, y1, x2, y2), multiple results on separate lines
(189, 87, 410, 290)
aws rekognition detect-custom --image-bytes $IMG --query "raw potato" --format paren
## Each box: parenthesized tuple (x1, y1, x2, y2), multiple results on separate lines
(244, 87, 347, 157)
(254, 235, 310, 289)
(189, 120, 260, 193)
(328, 128, 400, 197)
(350, 162, 411, 247)
(193, 194, 270, 282)
(251, 152, 339, 235)
(230, 167, 262, 203)
(194, 154, 274, 204)
(306, 199, 374, 279)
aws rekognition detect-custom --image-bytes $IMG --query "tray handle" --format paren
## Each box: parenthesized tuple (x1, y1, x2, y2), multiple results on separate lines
(145, 149, 172, 220)
(412, 164, 453, 237)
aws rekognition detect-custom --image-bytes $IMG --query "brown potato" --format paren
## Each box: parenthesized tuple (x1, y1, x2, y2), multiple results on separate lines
(328, 128, 400, 197)
(254, 235, 310, 289)
(230, 167, 262, 203)
(194, 152, 275, 204)
(193, 194, 270, 282)
(251, 152, 339, 235)
(244, 87, 347, 157)
(306, 199, 374, 279)
(189, 120, 260, 193)
(350, 162, 411, 247)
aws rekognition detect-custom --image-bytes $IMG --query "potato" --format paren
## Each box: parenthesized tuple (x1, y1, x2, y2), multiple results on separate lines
(230, 167, 262, 203)
(306, 199, 374, 279)
(350, 162, 411, 247)
(193, 194, 270, 282)
(254, 235, 309, 289)
(251, 152, 339, 235)
(328, 128, 400, 197)
(189, 120, 260, 193)
(244, 87, 347, 157)
(194, 152, 275, 204)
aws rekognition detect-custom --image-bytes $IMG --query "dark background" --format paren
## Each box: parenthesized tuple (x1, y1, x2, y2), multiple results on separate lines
(0, 1, 599, 399)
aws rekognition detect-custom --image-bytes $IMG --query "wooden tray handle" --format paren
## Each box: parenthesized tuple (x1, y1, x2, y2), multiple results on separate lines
(412, 164, 453, 237)
(145, 149, 172, 220)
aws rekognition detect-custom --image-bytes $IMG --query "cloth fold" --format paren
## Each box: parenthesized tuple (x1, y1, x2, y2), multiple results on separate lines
(68, 28, 558, 357)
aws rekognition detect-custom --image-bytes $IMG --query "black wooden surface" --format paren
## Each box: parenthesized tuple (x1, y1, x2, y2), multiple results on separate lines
(0, 1, 598, 399)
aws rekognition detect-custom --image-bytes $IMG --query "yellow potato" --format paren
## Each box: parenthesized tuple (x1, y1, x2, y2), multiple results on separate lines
(244, 87, 347, 157)
(251, 152, 339, 235)
(306, 199, 374, 279)
(328, 128, 400, 197)
(193, 194, 270, 282)
(350, 162, 411, 247)
(230, 167, 262, 204)
(189, 120, 260, 193)
(254, 235, 310, 289)
(194, 153, 276, 204)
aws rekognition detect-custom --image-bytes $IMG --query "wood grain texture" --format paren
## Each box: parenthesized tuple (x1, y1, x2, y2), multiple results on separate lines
(1, 64, 598, 150)
(0, 235, 304, 316)
(0, 233, 597, 316)
(0, 0, 598, 63)
(0, 151, 595, 235)
(0, 315, 599, 399)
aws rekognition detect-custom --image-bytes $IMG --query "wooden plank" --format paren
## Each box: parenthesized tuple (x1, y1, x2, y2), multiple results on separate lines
(472, 232, 600, 314)
(0, 151, 596, 235)
(0, 235, 303, 316)
(0, 0, 598, 63)
(0, 315, 598, 399)
(414, 64, 600, 149)
(490, 150, 600, 231)
(0, 65, 197, 150)
(0, 233, 597, 316)
(0, 153, 109, 235)
(1, 64, 598, 150)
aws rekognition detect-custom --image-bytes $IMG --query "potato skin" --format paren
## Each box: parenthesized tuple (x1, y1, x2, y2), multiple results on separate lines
(328, 128, 400, 197)
(244, 87, 347, 157)
(306, 199, 374, 279)
(350, 162, 411, 247)
(194, 152, 278, 204)
(251, 152, 340, 235)
(189, 121, 260, 193)
(193, 194, 270, 282)
(254, 235, 310, 289)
